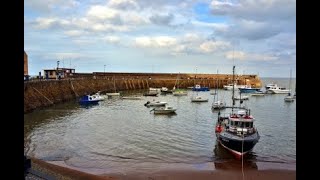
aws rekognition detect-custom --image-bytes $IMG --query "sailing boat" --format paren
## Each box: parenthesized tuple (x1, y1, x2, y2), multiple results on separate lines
(172, 73, 188, 96)
(214, 66, 260, 159)
(284, 69, 294, 102)
(106, 76, 120, 96)
(191, 74, 208, 102)
(212, 70, 226, 109)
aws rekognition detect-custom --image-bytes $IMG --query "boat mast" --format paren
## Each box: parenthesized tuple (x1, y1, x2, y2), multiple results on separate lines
(231, 45, 235, 113)
(232, 65, 235, 113)
(289, 69, 292, 96)
(217, 69, 219, 100)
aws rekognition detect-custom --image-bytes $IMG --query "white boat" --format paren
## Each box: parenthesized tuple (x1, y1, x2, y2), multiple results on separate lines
(191, 96, 209, 102)
(212, 100, 226, 109)
(172, 90, 188, 96)
(149, 87, 161, 92)
(144, 100, 167, 107)
(151, 106, 177, 114)
(284, 70, 294, 102)
(92, 91, 105, 101)
(284, 94, 294, 102)
(266, 85, 290, 94)
(212, 71, 226, 109)
(265, 83, 277, 90)
(160, 87, 173, 93)
(234, 95, 249, 100)
(223, 83, 246, 90)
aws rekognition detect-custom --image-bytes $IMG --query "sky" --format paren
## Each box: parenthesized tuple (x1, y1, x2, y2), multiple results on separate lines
(24, 0, 296, 78)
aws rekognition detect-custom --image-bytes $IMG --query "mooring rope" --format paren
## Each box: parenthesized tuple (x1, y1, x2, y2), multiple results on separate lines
(241, 133, 245, 180)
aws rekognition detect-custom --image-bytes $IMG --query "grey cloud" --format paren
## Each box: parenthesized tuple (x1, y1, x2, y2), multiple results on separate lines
(215, 19, 283, 40)
(210, 0, 296, 21)
(108, 0, 140, 10)
(149, 14, 174, 26)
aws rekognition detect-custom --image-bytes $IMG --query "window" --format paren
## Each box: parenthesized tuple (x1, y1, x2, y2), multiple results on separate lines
(49, 71, 53, 75)
(245, 122, 250, 127)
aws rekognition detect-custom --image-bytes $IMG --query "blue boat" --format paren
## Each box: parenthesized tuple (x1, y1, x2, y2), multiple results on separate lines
(192, 84, 210, 91)
(79, 95, 100, 105)
(238, 87, 261, 93)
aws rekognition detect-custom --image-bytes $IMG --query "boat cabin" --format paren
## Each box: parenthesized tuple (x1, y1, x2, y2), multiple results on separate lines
(227, 110, 256, 135)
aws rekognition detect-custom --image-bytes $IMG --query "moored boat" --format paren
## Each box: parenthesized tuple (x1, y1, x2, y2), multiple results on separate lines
(238, 86, 261, 93)
(191, 96, 209, 102)
(192, 84, 210, 91)
(144, 100, 167, 107)
(212, 100, 226, 110)
(151, 106, 177, 114)
(215, 65, 260, 159)
(79, 95, 100, 105)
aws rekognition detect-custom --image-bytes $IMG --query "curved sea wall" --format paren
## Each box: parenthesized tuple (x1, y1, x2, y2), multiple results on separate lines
(24, 73, 261, 113)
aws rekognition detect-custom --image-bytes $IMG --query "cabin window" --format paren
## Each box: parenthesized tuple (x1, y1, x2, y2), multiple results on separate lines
(230, 121, 234, 126)
(244, 122, 250, 128)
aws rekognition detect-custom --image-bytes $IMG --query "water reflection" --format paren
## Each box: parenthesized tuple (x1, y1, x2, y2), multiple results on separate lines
(213, 142, 258, 170)
(79, 103, 100, 109)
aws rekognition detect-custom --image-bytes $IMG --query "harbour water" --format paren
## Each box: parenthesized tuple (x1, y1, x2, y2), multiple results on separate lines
(24, 78, 296, 175)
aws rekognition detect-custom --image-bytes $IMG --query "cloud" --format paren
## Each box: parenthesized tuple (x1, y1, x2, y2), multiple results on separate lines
(225, 51, 278, 61)
(215, 19, 282, 40)
(33, 17, 71, 29)
(25, 0, 79, 13)
(133, 33, 231, 56)
(210, 0, 296, 21)
(108, 0, 139, 10)
(134, 36, 177, 48)
(149, 13, 174, 26)
(104, 36, 121, 44)
(87, 5, 120, 21)
(64, 30, 84, 37)
(199, 41, 230, 53)
(210, 0, 296, 40)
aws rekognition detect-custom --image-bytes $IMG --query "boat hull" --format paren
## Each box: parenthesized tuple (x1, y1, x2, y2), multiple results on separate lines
(217, 132, 259, 158)
(284, 96, 294, 102)
(192, 87, 210, 91)
(238, 88, 260, 93)
(172, 91, 188, 96)
(153, 110, 176, 114)
(267, 89, 290, 94)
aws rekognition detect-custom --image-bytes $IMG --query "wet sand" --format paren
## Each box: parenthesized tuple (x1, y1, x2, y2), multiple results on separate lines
(28, 158, 295, 180)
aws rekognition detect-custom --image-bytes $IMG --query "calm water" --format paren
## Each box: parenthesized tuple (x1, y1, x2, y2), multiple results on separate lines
(24, 78, 296, 174)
